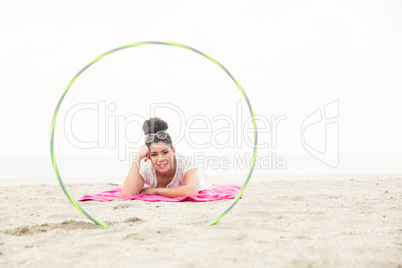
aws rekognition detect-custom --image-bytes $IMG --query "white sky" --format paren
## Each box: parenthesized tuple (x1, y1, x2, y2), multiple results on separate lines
(0, 0, 401, 160)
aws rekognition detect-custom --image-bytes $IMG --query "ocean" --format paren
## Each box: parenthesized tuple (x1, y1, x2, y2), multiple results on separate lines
(1, 154, 401, 186)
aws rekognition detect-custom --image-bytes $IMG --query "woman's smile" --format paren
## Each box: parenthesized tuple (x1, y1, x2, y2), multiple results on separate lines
(157, 161, 169, 169)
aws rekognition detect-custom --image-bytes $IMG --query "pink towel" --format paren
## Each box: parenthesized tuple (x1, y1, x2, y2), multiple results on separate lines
(78, 185, 241, 202)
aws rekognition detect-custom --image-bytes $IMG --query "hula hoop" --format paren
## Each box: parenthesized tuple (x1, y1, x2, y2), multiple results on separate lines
(50, 41, 258, 227)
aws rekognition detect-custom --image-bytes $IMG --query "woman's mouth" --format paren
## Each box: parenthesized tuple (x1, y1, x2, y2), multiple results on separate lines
(158, 161, 168, 169)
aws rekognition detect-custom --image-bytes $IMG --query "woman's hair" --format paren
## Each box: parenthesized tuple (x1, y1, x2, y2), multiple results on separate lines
(143, 117, 173, 147)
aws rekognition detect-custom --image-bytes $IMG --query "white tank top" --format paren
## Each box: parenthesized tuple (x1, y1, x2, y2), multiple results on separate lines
(139, 153, 211, 190)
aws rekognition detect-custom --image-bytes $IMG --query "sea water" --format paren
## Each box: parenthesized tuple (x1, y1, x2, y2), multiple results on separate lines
(1, 154, 401, 186)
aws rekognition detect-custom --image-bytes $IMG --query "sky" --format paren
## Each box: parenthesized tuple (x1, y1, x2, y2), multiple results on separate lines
(0, 0, 401, 175)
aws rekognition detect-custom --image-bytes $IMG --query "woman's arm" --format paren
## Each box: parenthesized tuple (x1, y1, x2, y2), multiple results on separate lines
(142, 169, 200, 198)
(122, 146, 148, 198)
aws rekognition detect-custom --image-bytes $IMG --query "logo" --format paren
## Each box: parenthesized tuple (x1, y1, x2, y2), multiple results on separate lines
(301, 100, 339, 167)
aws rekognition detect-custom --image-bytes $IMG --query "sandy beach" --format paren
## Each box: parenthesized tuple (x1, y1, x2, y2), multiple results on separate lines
(0, 174, 401, 267)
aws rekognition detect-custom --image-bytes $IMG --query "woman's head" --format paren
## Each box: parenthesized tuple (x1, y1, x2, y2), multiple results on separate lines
(143, 117, 175, 173)
(143, 117, 173, 148)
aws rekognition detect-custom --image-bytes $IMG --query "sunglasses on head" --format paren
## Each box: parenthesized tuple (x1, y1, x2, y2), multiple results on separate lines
(144, 130, 169, 143)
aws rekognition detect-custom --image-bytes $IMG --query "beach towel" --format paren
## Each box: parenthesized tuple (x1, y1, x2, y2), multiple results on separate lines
(78, 185, 241, 202)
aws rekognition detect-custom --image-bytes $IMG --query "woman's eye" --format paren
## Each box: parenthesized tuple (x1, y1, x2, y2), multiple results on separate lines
(163, 151, 168, 154)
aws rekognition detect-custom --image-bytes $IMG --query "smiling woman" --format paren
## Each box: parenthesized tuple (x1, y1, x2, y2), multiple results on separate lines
(122, 117, 211, 198)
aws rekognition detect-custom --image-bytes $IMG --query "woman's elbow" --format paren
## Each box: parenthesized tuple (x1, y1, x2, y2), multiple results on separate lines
(122, 190, 130, 199)
(122, 188, 138, 198)
(185, 186, 199, 197)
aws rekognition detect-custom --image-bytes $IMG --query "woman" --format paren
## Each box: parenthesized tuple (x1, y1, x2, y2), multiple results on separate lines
(122, 117, 210, 198)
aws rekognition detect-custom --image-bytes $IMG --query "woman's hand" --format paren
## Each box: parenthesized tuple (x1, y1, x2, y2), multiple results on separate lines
(138, 145, 149, 162)
(140, 187, 157, 195)
(138, 170, 200, 198)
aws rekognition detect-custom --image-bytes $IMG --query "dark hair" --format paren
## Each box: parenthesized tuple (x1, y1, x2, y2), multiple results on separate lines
(143, 117, 173, 147)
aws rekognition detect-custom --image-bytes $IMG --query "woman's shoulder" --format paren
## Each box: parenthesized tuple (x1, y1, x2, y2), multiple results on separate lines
(140, 158, 153, 173)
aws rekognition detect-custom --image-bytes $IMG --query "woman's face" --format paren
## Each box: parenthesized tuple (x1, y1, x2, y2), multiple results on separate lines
(148, 141, 176, 173)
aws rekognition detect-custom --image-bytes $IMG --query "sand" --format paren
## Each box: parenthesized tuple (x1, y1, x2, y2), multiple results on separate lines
(0, 175, 401, 267)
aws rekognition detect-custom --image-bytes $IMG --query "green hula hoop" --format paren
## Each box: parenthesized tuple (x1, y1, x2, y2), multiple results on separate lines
(50, 41, 258, 228)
